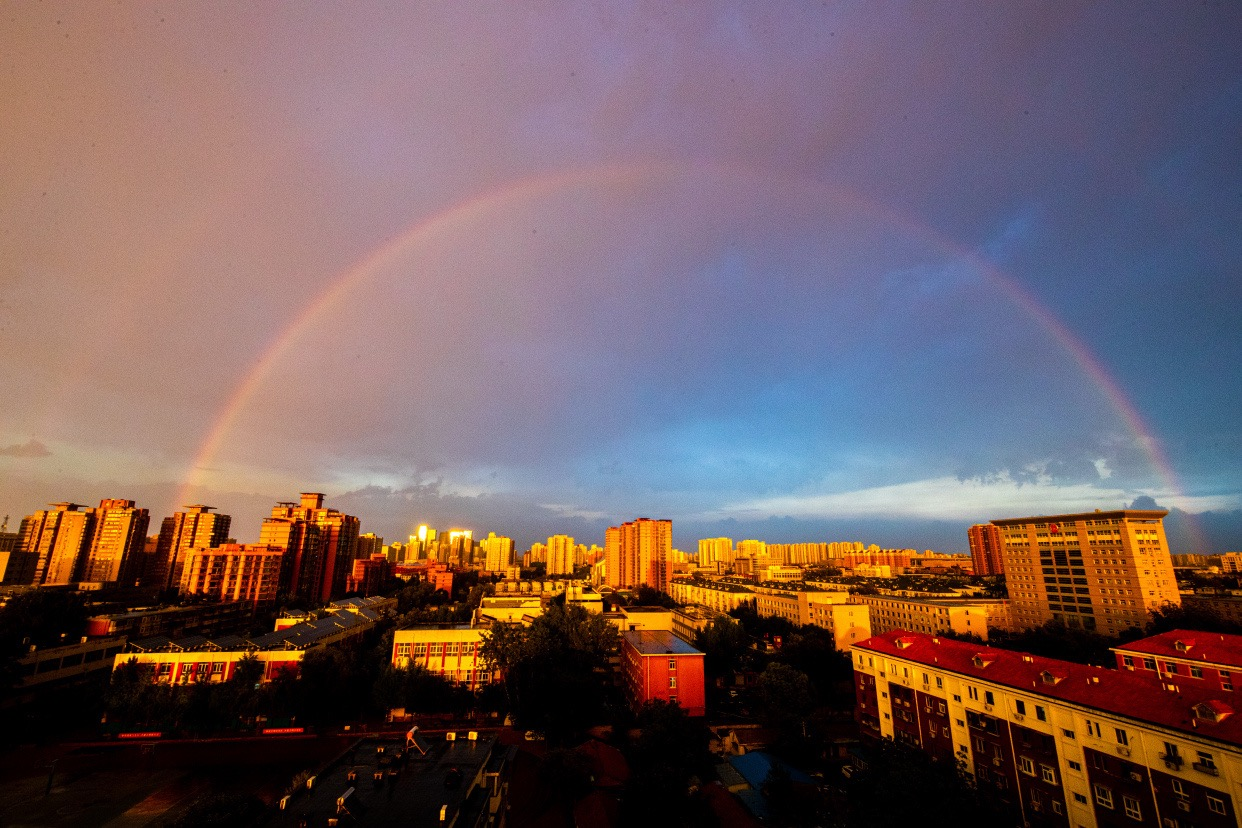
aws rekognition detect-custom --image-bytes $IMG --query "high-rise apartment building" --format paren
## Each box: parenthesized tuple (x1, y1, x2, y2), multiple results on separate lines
(178, 543, 285, 609)
(605, 518, 672, 591)
(356, 533, 384, 560)
(546, 534, 576, 576)
(80, 499, 149, 585)
(10, 503, 95, 585)
(154, 505, 232, 590)
(968, 523, 1006, 576)
(480, 532, 514, 572)
(697, 537, 733, 569)
(995, 509, 1179, 636)
(260, 493, 359, 603)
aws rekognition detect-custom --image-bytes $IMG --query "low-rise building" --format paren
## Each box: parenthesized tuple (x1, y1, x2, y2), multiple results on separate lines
(1111, 630, 1241, 692)
(669, 578, 756, 614)
(620, 630, 706, 717)
(849, 594, 1008, 640)
(114, 609, 377, 684)
(672, 605, 732, 644)
(750, 582, 849, 627)
(476, 596, 543, 625)
(807, 603, 872, 651)
(853, 631, 1241, 828)
(85, 601, 252, 639)
(610, 605, 674, 632)
(392, 623, 496, 692)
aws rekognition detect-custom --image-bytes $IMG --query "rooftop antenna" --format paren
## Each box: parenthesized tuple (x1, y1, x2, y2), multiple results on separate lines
(1, 515, 7, 532)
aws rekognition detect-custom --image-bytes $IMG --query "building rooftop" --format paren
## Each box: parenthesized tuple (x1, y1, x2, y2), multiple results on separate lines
(671, 578, 755, 594)
(622, 630, 702, 656)
(855, 631, 1242, 749)
(990, 509, 1168, 526)
(269, 734, 507, 827)
(1112, 629, 1242, 669)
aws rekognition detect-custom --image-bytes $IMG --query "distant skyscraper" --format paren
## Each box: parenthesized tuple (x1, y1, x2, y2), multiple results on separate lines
(546, 534, 576, 576)
(357, 533, 384, 560)
(80, 499, 149, 585)
(995, 509, 1180, 636)
(967, 523, 1005, 576)
(605, 518, 672, 591)
(260, 493, 359, 603)
(155, 505, 232, 590)
(480, 532, 514, 572)
(698, 537, 733, 568)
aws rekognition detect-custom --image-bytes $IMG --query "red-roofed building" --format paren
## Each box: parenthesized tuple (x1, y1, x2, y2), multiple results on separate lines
(853, 630, 1241, 828)
(620, 630, 706, 716)
(1112, 630, 1242, 694)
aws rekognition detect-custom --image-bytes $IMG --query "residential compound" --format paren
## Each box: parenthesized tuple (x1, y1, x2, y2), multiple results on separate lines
(853, 630, 1241, 828)
(995, 509, 1180, 636)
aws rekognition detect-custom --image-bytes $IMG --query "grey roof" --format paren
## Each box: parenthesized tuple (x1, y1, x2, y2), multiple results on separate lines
(622, 630, 703, 656)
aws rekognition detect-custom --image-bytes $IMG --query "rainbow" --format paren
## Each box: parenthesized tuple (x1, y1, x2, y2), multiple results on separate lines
(176, 160, 1201, 548)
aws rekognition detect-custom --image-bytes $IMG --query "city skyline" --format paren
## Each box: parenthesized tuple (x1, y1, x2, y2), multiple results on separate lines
(3, 5, 1241, 554)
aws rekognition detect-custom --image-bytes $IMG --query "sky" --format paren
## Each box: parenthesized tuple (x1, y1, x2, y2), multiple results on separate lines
(2, 3, 1240, 554)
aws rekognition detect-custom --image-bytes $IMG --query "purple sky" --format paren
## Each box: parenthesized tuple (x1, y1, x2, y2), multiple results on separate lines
(2, 3, 1240, 553)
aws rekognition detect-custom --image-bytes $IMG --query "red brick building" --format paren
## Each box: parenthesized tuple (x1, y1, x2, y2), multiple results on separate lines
(620, 630, 706, 717)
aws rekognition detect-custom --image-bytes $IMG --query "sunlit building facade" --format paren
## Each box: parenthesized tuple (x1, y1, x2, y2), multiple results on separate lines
(81, 499, 150, 585)
(996, 510, 1180, 636)
(969, 523, 1006, 577)
(260, 493, 359, 603)
(154, 505, 232, 590)
(605, 518, 672, 591)
(854, 630, 1240, 828)
(546, 534, 576, 576)
(179, 543, 285, 608)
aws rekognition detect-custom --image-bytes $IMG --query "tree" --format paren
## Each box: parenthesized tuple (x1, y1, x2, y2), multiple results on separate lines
(479, 602, 619, 743)
(693, 616, 756, 688)
(632, 586, 679, 608)
(621, 700, 713, 827)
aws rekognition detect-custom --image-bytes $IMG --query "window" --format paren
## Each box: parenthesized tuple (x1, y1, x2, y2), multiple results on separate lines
(968, 687, 979, 701)
(413, 643, 427, 656)
(938, 702, 946, 713)
(1063, 728, 1075, 739)
(669, 658, 676, 670)
(669, 676, 677, 689)
(1165, 662, 1179, 675)
(395, 643, 411, 657)
(1122, 796, 1141, 820)
(1051, 801, 1063, 815)
(1122, 655, 1134, 667)
(1094, 785, 1113, 809)
(1041, 765, 1057, 784)
(1067, 760, 1082, 772)
(1015, 700, 1026, 715)
(936, 676, 943, 688)
(1073, 793, 1087, 804)
(1171, 779, 1187, 799)
(1115, 728, 1129, 746)
(953, 694, 962, 702)
(1035, 705, 1047, 722)
(1086, 720, 1102, 738)
(1019, 757, 1035, 776)
(447, 642, 459, 655)
(1196, 750, 1218, 773)
(1190, 666, 1202, 678)
(1207, 795, 1226, 815)
(1142, 657, 1156, 670)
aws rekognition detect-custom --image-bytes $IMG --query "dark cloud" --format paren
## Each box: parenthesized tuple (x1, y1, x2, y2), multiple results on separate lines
(0, 440, 51, 459)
